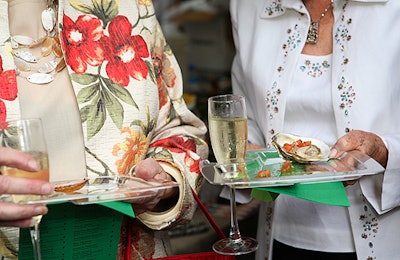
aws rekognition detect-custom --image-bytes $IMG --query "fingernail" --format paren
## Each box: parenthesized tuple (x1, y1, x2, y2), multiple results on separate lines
(28, 159, 40, 171)
(329, 148, 337, 158)
(41, 183, 52, 194)
(34, 206, 47, 216)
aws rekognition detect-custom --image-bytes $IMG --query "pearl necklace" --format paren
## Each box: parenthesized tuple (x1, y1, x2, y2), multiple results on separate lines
(11, 0, 65, 85)
(306, 0, 334, 44)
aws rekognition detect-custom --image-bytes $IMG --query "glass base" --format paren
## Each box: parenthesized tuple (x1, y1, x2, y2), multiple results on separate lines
(213, 236, 258, 256)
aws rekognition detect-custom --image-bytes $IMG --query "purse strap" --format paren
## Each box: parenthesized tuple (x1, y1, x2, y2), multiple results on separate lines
(191, 188, 227, 239)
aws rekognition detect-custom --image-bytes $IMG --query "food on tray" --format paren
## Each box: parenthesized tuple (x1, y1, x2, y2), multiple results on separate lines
(54, 179, 88, 193)
(256, 169, 271, 178)
(272, 133, 330, 163)
(280, 161, 295, 174)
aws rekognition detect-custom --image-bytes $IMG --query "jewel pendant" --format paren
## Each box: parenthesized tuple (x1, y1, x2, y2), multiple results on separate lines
(14, 56, 32, 72)
(38, 60, 57, 74)
(12, 35, 35, 46)
(41, 7, 56, 33)
(27, 73, 55, 84)
(307, 21, 319, 44)
(13, 50, 37, 63)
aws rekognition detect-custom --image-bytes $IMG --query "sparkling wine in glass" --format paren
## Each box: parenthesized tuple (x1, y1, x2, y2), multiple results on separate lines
(208, 94, 258, 255)
(0, 119, 49, 260)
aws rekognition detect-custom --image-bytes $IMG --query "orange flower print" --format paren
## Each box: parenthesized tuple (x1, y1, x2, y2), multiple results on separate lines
(138, 0, 152, 6)
(113, 127, 149, 175)
(152, 45, 176, 108)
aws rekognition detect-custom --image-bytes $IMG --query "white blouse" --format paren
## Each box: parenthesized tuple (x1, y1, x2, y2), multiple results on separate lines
(273, 54, 355, 252)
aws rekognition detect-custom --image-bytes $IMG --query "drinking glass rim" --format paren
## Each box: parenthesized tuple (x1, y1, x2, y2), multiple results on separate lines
(208, 94, 244, 103)
(0, 118, 43, 130)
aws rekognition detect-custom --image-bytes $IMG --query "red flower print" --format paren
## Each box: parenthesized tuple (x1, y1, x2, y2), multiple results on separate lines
(60, 14, 105, 74)
(100, 16, 150, 86)
(184, 152, 201, 173)
(150, 136, 201, 173)
(0, 56, 17, 122)
(150, 136, 196, 153)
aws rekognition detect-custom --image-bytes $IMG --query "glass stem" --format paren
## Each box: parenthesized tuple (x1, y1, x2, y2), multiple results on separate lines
(228, 186, 242, 242)
(29, 222, 42, 260)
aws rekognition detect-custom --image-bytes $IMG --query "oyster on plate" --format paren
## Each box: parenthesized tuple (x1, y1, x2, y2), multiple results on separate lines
(271, 133, 330, 163)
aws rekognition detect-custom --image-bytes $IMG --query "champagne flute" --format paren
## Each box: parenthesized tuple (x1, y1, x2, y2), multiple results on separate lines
(0, 119, 49, 260)
(208, 94, 258, 255)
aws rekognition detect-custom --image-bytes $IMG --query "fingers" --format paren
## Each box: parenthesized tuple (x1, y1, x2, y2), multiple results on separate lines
(0, 148, 52, 228)
(0, 147, 40, 171)
(0, 176, 51, 227)
(0, 202, 48, 228)
(329, 130, 388, 167)
(134, 158, 165, 180)
(0, 175, 52, 195)
(330, 130, 370, 156)
(329, 132, 360, 159)
(130, 194, 161, 214)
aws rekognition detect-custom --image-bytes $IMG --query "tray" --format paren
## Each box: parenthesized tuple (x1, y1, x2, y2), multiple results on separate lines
(2, 176, 179, 205)
(200, 150, 385, 188)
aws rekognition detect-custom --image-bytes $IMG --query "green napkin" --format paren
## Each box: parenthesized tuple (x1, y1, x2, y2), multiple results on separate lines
(98, 201, 135, 217)
(251, 181, 350, 207)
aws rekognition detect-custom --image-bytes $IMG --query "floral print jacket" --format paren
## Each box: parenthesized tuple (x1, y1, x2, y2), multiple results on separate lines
(0, 0, 208, 259)
(60, 1, 208, 258)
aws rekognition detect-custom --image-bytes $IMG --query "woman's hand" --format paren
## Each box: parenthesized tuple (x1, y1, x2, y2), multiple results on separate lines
(130, 158, 178, 213)
(134, 158, 172, 183)
(0, 147, 53, 227)
(329, 130, 388, 186)
(329, 130, 388, 167)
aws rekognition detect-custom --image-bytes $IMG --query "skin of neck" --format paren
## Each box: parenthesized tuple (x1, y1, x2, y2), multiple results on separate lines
(302, 0, 334, 55)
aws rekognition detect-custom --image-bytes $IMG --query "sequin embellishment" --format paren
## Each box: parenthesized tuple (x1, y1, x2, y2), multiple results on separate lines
(300, 59, 331, 78)
(264, 0, 283, 16)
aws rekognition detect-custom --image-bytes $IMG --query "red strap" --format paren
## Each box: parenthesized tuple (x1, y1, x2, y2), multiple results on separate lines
(125, 217, 132, 260)
(191, 188, 227, 239)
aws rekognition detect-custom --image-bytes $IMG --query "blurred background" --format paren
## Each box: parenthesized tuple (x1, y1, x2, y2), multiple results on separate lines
(153, 1, 260, 259)
(154, 0, 233, 121)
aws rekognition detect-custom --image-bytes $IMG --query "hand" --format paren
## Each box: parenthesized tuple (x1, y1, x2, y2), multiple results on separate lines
(329, 130, 388, 167)
(0, 147, 53, 227)
(130, 158, 178, 213)
(329, 130, 388, 186)
(327, 153, 360, 187)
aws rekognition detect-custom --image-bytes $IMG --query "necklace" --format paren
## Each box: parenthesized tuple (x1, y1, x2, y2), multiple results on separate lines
(11, 0, 65, 85)
(306, 0, 334, 44)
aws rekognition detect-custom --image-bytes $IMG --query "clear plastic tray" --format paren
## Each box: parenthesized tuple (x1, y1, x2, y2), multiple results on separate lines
(2, 176, 178, 205)
(200, 150, 385, 188)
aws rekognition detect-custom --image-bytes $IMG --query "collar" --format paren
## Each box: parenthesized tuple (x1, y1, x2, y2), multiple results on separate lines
(260, 0, 389, 19)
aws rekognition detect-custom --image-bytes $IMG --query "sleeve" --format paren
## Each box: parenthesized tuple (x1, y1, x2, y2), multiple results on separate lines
(360, 134, 400, 214)
(136, 22, 209, 230)
(230, 0, 265, 146)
